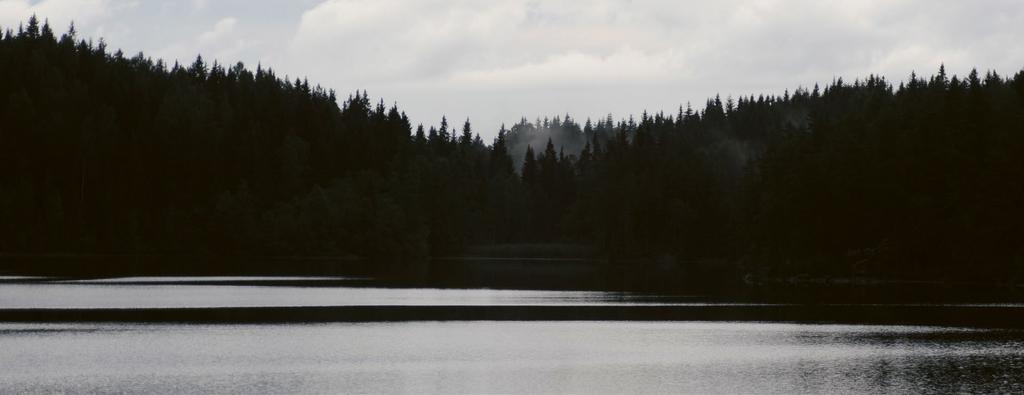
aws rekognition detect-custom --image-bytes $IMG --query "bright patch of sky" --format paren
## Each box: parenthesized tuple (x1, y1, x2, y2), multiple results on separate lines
(3, 0, 1023, 138)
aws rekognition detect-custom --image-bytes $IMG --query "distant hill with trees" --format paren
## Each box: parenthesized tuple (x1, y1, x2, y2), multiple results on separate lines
(2, 16, 1023, 282)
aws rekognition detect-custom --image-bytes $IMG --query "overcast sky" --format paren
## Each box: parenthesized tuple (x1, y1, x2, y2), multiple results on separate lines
(2, 0, 1023, 139)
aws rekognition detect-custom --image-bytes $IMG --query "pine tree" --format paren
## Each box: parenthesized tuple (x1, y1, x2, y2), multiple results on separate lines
(491, 125, 514, 176)
(25, 15, 39, 38)
(460, 118, 473, 146)
(521, 145, 537, 186)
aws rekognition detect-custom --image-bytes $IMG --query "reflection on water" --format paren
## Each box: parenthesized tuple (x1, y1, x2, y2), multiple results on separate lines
(0, 275, 46, 281)
(57, 276, 370, 283)
(1, 322, 1021, 394)
(0, 280, 672, 309)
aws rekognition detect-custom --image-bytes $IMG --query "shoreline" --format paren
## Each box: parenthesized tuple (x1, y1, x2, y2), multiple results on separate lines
(2, 304, 1023, 328)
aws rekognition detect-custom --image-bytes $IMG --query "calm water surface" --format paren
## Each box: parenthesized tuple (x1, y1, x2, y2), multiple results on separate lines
(0, 277, 681, 308)
(1, 321, 1022, 394)
(2, 277, 1022, 393)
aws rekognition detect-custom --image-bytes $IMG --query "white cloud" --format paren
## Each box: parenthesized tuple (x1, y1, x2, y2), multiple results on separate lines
(198, 17, 236, 46)
(0, 0, 131, 36)
(291, 0, 1017, 100)
(449, 48, 689, 89)
(3, 0, 1024, 137)
(292, 0, 1001, 131)
(155, 16, 251, 65)
(190, 0, 208, 12)
(287, 0, 683, 86)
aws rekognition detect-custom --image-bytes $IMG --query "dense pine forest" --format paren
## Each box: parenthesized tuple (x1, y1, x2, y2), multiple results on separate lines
(2, 17, 1023, 281)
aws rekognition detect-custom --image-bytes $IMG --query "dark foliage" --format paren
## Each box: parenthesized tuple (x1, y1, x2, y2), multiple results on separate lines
(2, 18, 1023, 280)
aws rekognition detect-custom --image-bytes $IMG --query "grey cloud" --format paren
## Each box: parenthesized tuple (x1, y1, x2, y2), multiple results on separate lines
(2, 0, 1022, 138)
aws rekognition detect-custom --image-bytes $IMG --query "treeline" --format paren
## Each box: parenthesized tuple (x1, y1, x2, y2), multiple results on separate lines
(2, 17, 1023, 280)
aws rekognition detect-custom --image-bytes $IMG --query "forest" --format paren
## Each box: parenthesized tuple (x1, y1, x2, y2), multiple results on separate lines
(2, 17, 1023, 282)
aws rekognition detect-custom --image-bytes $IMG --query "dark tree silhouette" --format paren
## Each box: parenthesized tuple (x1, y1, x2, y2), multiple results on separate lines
(2, 18, 1023, 283)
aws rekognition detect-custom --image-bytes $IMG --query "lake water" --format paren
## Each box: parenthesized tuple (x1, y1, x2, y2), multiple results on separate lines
(0, 282, 680, 309)
(1, 321, 1022, 394)
(1, 277, 1022, 393)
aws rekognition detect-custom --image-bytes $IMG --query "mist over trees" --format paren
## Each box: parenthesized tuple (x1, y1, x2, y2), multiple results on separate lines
(2, 17, 1023, 280)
